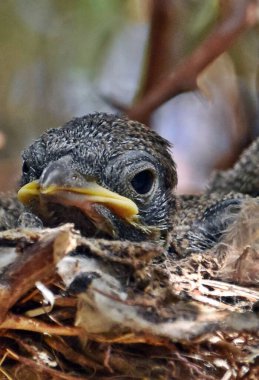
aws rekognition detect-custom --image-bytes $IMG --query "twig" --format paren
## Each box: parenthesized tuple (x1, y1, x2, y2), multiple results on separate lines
(44, 335, 102, 370)
(0, 225, 77, 322)
(127, 0, 258, 123)
(200, 279, 259, 301)
(0, 313, 83, 336)
(8, 351, 89, 380)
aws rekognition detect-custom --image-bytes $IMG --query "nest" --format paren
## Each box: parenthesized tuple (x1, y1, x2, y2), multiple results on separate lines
(0, 201, 258, 379)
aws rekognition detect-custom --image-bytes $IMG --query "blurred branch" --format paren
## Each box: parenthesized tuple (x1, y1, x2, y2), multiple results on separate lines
(0, 131, 6, 150)
(101, 0, 177, 115)
(138, 0, 177, 97)
(126, 0, 258, 124)
(100, 94, 128, 113)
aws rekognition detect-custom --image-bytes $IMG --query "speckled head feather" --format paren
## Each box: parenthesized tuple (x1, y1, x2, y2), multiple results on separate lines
(207, 137, 259, 196)
(21, 113, 176, 187)
(20, 113, 178, 243)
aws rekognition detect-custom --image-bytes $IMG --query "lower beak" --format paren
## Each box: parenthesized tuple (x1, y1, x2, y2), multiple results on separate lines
(17, 180, 139, 221)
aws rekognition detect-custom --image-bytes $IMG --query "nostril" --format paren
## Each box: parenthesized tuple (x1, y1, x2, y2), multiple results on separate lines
(40, 165, 63, 188)
(39, 155, 74, 188)
(71, 173, 79, 181)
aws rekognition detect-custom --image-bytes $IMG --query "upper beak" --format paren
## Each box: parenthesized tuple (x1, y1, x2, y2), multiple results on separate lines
(18, 158, 139, 221)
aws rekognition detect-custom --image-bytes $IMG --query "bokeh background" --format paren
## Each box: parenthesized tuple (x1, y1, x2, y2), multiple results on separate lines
(0, 0, 258, 193)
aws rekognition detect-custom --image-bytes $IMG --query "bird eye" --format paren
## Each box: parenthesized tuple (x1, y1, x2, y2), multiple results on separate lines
(22, 161, 30, 174)
(131, 169, 155, 195)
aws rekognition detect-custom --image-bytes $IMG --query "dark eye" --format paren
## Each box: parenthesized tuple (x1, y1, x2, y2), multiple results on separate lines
(22, 161, 30, 174)
(131, 169, 155, 194)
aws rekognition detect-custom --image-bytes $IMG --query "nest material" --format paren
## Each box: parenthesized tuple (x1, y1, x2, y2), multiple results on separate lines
(0, 201, 258, 379)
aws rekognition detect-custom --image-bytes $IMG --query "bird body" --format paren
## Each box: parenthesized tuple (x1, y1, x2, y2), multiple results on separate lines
(0, 195, 24, 231)
(171, 135, 259, 256)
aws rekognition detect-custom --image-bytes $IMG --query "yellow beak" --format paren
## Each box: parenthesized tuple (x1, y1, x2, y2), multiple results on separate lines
(17, 180, 139, 220)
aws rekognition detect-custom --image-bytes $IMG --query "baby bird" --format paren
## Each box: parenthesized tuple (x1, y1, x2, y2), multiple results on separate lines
(18, 113, 177, 244)
(171, 137, 259, 256)
(11, 113, 259, 254)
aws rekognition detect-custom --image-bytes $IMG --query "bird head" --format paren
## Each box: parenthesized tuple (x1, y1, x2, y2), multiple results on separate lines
(18, 113, 177, 243)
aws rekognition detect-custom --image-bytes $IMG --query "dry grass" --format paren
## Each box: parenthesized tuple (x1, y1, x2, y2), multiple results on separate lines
(0, 201, 258, 379)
